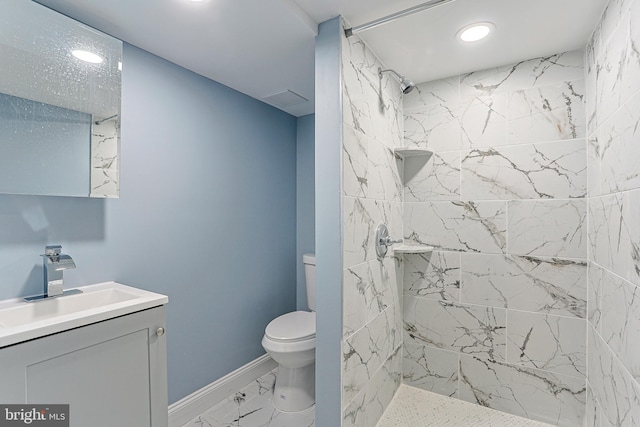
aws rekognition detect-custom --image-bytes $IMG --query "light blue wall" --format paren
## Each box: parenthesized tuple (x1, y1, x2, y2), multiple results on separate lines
(0, 43, 297, 404)
(296, 113, 315, 310)
(314, 17, 344, 426)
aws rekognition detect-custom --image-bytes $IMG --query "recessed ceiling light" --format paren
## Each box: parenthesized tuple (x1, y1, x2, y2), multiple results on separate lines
(457, 22, 494, 43)
(72, 49, 103, 64)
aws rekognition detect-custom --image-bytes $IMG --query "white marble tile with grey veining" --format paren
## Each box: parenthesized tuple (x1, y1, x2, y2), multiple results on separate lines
(217, 382, 291, 427)
(367, 133, 403, 202)
(403, 296, 506, 361)
(402, 340, 459, 397)
(182, 370, 315, 427)
(459, 355, 586, 427)
(403, 251, 461, 301)
(90, 168, 119, 198)
(589, 89, 640, 197)
(600, 0, 628, 48)
(403, 102, 464, 151)
(403, 76, 460, 109)
(461, 253, 587, 318)
(91, 119, 119, 170)
(585, 14, 600, 72)
(594, 2, 640, 129)
(588, 262, 603, 331)
(90, 117, 119, 198)
(586, 134, 599, 196)
(460, 51, 584, 98)
(588, 195, 612, 268)
(586, 35, 598, 136)
(507, 80, 586, 144)
(194, 371, 276, 425)
(586, 385, 604, 427)
(343, 347, 401, 427)
(342, 33, 403, 149)
(631, 0, 640, 91)
(344, 197, 376, 267)
(343, 301, 402, 409)
(508, 200, 587, 258)
(601, 411, 615, 427)
(592, 15, 626, 128)
(598, 0, 633, 52)
(460, 94, 508, 148)
(343, 197, 402, 268)
(461, 139, 586, 200)
(343, 256, 400, 339)
(343, 125, 403, 201)
(587, 325, 640, 427)
(601, 269, 640, 382)
(404, 151, 460, 202)
(404, 201, 507, 254)
(589, 191, 640, 287)
(506, 311, 586, 378)
(343, 124, 370, 199)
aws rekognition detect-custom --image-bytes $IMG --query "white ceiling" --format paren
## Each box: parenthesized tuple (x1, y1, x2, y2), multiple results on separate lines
(34, 0, 608, 117)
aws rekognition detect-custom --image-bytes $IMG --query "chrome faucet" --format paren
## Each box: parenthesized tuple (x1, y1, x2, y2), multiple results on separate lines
(43, 245, 76, 297)
(24, 245, 81, 302)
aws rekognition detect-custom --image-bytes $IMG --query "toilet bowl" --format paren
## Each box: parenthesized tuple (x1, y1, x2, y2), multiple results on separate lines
(262, 254, 316, 413)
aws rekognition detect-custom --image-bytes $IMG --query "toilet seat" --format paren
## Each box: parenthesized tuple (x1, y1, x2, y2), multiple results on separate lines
(265, 311, 315, 342)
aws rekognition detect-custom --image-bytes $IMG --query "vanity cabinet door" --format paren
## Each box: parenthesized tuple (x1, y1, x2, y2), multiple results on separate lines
(0, 306, 167, 427)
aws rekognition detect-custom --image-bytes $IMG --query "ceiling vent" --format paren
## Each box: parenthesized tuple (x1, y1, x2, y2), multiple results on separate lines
(261, 90, 308, 108)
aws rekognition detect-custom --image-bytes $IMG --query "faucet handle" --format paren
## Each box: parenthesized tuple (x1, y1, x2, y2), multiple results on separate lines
(384, 236, 403, 245)
(44, 245, 62, 256)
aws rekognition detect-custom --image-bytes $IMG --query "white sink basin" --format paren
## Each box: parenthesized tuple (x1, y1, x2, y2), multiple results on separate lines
(0, 282, 168, 347)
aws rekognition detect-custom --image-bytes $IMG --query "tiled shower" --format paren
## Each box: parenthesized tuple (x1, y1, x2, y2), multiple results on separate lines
(336, 0, 640, 424)
(402, 51, 587, 426)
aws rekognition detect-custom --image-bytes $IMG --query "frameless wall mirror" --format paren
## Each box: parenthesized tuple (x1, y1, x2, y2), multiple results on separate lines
(0, 0, 122, 198)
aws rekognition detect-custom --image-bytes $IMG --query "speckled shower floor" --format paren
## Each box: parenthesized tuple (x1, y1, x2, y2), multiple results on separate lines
(376, 384, 554, 427)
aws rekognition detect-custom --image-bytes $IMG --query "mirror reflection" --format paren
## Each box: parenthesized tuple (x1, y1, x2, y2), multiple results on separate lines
(0, 0, 122, 198)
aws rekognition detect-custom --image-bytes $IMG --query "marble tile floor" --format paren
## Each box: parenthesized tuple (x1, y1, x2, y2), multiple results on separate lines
(183, 369, 553, 427)
(376, 384, 554, 427)
(182, 369, 315, 427)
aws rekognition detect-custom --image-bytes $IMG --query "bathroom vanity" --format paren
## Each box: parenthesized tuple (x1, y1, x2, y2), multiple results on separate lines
(0, 282, 168, 427)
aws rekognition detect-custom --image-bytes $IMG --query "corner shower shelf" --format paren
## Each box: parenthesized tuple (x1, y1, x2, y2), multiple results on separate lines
(393, 147, 432, 158)
(393, 244, 434, 254)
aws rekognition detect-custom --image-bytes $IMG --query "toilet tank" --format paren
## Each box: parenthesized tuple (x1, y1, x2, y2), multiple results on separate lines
(303, 253, 316, 311)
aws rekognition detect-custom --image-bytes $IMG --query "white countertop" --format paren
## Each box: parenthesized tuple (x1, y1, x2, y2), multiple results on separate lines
(0, 281, 168, 348)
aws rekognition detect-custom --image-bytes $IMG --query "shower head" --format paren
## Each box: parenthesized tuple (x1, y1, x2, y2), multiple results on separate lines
(400, 79, 416, 94)
(378, 68, 415, 94)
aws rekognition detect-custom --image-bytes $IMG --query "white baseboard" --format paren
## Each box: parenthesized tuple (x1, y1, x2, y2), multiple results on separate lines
(168, 354, 277, 427)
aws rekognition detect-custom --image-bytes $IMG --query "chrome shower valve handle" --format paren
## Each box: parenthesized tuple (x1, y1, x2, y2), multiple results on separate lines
(375, 224, 402, 258)
(383, 236, 403, 246)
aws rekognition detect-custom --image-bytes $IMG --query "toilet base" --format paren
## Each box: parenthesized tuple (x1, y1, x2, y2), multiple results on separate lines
(272, 362, 315, 413)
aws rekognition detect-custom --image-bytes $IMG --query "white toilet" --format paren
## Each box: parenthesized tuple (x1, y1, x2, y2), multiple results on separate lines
(262, 253, 316, 413)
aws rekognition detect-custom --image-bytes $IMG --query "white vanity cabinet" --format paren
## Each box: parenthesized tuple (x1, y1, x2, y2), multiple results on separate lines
(0, 305, 168, 427)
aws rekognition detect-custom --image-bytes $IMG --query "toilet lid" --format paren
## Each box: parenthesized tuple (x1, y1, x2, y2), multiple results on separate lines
(265, 311, 316, 342)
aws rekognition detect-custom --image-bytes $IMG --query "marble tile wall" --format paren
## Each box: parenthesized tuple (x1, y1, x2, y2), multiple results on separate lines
(586, 0, 640, 425)
(401, 50, 589, 426)
(340, 24, 404, 427)
(90, 118, 119, 198)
